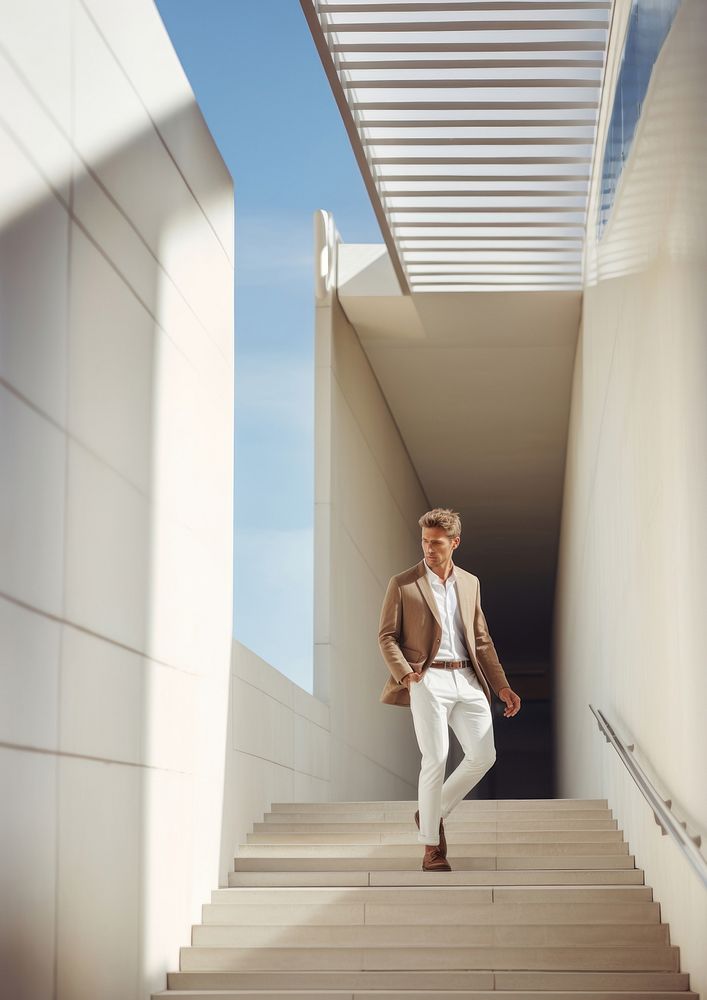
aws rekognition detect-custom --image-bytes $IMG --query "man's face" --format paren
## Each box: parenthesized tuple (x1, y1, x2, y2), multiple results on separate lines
(421, 527, 459, 567)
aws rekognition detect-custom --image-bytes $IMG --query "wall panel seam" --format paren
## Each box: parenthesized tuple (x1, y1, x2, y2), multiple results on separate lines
(233, 746, 329, 782)
(77, 0, 234, 264)
(232, 671, 330, 728)
(331, 369, 428, 559)
(331, 368, 428, 519)
(71, 210, 231, 394)
(70, 167, 232, 364)
(0, 53, 74, 209)
(0, 740, 192, 774)
(332, 292, 430, 507)
(0, 591, 205, 679)
(330, 733, 418, 786)
(1, 50, 232, 365)
(0, 374, 230, 521)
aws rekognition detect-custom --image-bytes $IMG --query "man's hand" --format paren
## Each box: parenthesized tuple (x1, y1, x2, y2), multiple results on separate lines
(402, 671, 423, 688)
(497, 686, 521, 717)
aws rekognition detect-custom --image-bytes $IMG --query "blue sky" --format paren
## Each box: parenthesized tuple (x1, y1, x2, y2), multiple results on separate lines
(155, 0, 382, 691)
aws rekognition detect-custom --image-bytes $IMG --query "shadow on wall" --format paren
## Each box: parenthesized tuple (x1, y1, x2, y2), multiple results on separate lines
(1, 93, 233, 999)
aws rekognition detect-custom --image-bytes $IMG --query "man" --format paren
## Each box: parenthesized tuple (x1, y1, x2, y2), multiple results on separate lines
(378, 508, 521, 872)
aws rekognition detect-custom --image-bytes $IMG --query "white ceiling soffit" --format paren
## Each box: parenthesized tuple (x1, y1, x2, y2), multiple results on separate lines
(301, 0, 612, 294)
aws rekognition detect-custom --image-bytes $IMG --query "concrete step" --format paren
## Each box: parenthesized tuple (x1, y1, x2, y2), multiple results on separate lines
(154, 799, 693, 1000)
(201, 900, 660, 926)
(155, 992, 698, 1000)
(246, 831, 626, 845)
(269, 800, 610, 813)
(178, 944, 680, 972)
(232, 855, 637, 872)
(235, 843, 630, 859)
(257, 817, 620, 830)
(497, 974, 690, 990)
(163, 969, 693, 992)
(211, 885, 655, 904)
(190, 923, 669, 948)
(228, 868, 646, 886)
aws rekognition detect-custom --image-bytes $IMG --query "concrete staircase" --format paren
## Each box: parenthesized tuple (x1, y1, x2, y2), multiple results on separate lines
(153, 798, 698, 1000)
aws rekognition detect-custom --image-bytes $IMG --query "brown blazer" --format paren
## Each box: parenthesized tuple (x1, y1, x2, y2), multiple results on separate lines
(378, 559, 510, 709)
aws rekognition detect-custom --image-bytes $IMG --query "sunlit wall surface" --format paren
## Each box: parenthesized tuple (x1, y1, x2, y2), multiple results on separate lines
(555, 1, 707, 994)
(597, 0, 682, 237)
(0, 1, 234, 997)
(313, 215, 428, 799)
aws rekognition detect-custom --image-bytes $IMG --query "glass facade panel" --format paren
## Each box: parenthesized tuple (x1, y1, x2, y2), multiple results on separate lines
(597, 0, 682, 238)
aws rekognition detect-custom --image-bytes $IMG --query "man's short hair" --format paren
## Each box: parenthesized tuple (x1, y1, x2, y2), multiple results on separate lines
(418, 508, 462, 538)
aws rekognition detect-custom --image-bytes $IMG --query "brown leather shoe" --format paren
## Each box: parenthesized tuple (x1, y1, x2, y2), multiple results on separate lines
(422, 844, 452, 872)
(414, 809, 447, 855)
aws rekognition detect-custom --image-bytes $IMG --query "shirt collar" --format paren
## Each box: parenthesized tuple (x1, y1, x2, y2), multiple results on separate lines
(425, 560, 456, 587)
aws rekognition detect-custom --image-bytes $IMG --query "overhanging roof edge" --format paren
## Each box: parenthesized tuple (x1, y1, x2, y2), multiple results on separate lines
(300, 0, 411, 295)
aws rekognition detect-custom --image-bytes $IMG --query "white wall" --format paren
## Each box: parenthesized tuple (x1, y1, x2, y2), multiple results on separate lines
(219, 640, 331, 884)
(554, 1, 707, 992)
(313, 212, 429, 801)
(216, 216, 430, 889)
(0, 2, 234, 998)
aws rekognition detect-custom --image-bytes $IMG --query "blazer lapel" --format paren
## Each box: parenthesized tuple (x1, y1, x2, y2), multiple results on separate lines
(454, 570, 475, 634)
(415, 560, 442, 628)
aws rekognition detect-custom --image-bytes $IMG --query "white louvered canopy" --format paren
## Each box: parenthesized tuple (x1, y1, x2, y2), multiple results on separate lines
(302, 0, 612, 292)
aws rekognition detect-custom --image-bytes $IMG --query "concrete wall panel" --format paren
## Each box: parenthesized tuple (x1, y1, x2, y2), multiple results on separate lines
(314, 232, 430, 800)
(554, 3, 707, 992)
(0, 3, 234, 998)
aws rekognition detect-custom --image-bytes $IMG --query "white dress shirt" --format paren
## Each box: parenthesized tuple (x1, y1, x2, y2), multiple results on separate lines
(424, 561, 471, 661)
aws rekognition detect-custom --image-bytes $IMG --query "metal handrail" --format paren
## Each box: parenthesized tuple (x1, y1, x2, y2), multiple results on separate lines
(590, 704, 707, 890)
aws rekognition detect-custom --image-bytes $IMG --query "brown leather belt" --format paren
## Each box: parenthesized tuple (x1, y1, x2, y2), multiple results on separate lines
(429, 659, 469, 670)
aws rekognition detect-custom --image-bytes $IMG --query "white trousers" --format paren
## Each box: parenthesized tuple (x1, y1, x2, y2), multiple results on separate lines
(409, 664, 496, 845)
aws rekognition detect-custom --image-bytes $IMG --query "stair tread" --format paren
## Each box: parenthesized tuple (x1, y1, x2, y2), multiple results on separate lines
(213, 886, 653, 900)
(201, 902, 660, 926)
(155, 993, 698, 1000)
(179, 943, 680, 973)
(228, 869, 647, 886)
(270, 800, 610, 808)
(156, 800, 690, 996)
(165, 971, 692, 987)
(232, 857, 638, 871)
